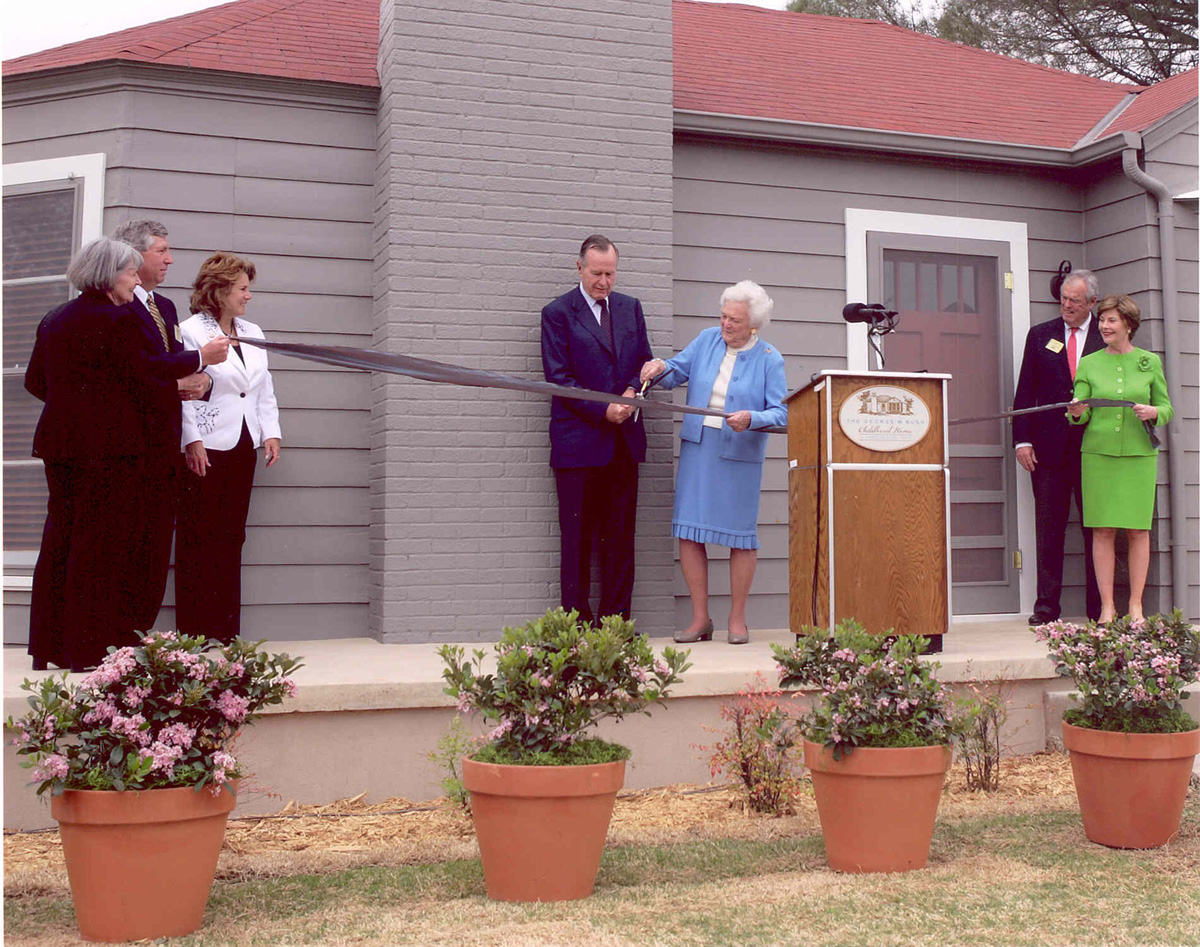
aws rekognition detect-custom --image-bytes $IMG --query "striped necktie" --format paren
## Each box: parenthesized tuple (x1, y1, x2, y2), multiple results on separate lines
(145, 293, 170, 352)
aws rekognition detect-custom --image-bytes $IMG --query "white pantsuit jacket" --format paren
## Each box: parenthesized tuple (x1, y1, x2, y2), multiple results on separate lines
(180, 313, 282, 450)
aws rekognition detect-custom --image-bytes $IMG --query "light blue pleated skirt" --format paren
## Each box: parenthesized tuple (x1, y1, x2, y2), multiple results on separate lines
(671, 426, 763, 550)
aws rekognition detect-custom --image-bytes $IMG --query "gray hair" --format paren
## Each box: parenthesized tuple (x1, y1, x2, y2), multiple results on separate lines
(1062, 268, 1099, 303)
(66, 238, 143, 294)
(719, 279, 774, 330)
(579, 234, 617, 261)
(112, 219, 169, 253)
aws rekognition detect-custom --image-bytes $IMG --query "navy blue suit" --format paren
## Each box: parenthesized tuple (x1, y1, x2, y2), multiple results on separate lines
(1013, 317, 1103, 621)
(541, 286, 653, 621)
(123, 290, 202, 630)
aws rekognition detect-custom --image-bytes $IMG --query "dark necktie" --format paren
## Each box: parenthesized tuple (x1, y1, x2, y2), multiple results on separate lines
(599, 298, 614, 351)
(145, 293, 170, 352)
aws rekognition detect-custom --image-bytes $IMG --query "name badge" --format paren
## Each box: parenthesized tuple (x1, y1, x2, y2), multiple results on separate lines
(1045, 338, 1064, 353)
(174, 325, 183, 343)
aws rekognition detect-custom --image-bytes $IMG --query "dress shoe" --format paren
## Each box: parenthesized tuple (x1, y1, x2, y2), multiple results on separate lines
(1028, 613, 1057, 626)
(674, 619, 714, 643)
(727, 626, 749, 645)
(30, 659, 48, 671)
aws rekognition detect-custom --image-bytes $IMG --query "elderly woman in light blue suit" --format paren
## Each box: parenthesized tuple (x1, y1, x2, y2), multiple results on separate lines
(640, 280, 786, 645)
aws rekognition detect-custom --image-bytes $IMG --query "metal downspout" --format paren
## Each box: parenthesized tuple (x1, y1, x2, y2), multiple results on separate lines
(1121, 143, 1189, 613)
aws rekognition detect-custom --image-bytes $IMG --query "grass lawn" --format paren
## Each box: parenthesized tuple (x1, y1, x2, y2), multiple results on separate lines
(5, 761, 1198, 946)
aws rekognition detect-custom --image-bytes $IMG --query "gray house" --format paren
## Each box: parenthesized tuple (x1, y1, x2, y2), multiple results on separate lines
(3, 0, 1196, 645)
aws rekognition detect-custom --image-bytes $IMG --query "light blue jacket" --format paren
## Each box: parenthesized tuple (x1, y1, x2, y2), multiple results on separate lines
(658, 327, 787, 465)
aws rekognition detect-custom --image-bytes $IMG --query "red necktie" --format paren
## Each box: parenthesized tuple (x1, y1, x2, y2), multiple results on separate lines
(1067, 327, 1079, 380)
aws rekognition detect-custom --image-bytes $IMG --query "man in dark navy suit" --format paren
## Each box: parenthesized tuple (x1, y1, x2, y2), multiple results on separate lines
(1013, 270, 1103, 624)
(112, 220, 229, 630)
(541, 235, 653, 622)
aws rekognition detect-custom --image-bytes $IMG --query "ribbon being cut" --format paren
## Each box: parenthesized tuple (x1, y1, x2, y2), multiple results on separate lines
(236, 338, 1156, 441)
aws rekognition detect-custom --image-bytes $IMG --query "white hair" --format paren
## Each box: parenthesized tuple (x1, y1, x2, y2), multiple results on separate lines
(719, 279, 774, 330)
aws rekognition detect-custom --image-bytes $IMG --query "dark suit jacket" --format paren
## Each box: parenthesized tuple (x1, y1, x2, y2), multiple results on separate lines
(1012, 317, 1103, 467)
(541, 287, 653, 469)
(26, 292, 154, 460)
(126, 291, 202, 456)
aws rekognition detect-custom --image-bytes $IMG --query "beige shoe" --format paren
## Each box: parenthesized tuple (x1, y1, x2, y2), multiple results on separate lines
(674, 620, 714, 643)
(727, 627, 749, 645)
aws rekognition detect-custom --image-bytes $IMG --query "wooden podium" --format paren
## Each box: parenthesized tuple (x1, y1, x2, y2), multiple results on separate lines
(786, 370, 951, 650)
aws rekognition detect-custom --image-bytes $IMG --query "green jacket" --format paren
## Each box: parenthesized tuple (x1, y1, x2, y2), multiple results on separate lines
(1071, 348, 1172, 457)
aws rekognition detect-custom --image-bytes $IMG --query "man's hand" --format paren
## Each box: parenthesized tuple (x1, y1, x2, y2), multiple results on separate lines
(199, 336, 232, 366)
(177, 372, 212, 400)
(605, 389, 637, 425)
(1016, 445, 1037, 472)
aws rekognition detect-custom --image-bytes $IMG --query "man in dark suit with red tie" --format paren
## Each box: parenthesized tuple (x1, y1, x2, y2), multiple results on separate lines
(112, 220, 229, 630)
(541, 235, 654, 623)
(1013, 270, 1103, 624)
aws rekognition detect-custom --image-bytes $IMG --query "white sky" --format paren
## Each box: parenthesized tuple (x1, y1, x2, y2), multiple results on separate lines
(2, 0, 792, 61)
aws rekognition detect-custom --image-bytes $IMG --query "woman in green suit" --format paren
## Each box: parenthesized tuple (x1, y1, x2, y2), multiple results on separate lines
(1068, 295, 1172, 623)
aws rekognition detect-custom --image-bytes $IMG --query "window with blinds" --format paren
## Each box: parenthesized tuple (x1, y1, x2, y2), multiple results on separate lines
(3, 182, 81, 552)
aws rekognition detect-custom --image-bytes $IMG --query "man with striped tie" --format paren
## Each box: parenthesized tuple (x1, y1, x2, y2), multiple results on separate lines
(112, 220, 230, 631)
(1013, 269, 1103, 625)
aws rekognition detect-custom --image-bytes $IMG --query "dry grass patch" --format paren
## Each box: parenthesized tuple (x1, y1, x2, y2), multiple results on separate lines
(6, 752, 1199, 947)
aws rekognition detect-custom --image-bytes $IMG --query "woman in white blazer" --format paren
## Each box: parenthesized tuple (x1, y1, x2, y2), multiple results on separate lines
(175, 252, 281, 641)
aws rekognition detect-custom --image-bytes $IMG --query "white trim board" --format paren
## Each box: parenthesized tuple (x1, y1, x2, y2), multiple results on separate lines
(843, 208, 1035, 617)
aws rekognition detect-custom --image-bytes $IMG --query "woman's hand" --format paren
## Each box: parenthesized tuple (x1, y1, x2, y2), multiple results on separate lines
(639, 359, 666, 383)
(264, 438, 282, 467)
(185, 441, 209, 477)
(726, 411, 752, 432)
(1067, 399, 1088, 419)
(1132, 403, 1158, 422)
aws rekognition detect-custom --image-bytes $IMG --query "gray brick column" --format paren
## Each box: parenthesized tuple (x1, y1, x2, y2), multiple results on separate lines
(372, 0, 675, 642)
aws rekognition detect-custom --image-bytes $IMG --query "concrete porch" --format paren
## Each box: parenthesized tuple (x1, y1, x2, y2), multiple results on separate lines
(6, 617, 1197, 831)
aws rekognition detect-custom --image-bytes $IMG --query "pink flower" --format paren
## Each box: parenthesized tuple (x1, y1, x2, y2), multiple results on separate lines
(282, 679, 298, 698)
(158, 722, 195, 749)
(32, 753, 70, 782)
(215, 690, 250, 723)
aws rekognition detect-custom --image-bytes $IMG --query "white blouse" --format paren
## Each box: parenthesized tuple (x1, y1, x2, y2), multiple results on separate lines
(703, 334, 759, 429)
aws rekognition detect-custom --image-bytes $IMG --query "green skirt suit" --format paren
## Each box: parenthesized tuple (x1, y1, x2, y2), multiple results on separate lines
(1071, 348, 1172, 529)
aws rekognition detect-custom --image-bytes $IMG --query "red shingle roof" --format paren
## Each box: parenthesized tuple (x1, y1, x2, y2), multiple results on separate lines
(1103, 68, 1199, 136)
(4, 0, 1194, 150)
(2, 0, 380, 87)
(674, 0, 1142, 149)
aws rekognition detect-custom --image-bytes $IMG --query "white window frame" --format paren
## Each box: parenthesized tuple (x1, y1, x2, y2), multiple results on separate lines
(3, 153, 107, 587)
(844, 208, 1035, 618)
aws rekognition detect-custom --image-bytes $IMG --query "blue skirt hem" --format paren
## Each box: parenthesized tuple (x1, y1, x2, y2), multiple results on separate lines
(672, 523, 759, 550)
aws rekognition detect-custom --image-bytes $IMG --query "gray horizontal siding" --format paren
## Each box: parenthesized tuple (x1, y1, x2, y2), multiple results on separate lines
(3, 69, 375, 641)
(672, 135, 1155, 629)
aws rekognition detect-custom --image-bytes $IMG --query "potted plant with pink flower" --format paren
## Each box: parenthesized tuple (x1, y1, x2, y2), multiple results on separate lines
(772, 619, 960, 873)
(439, 607, 689, 902)
(6, 631, 300, 942)
(1033, 610, 1199, 848)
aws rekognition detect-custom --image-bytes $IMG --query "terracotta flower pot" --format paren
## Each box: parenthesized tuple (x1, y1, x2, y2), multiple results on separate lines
(804, 740, 951, 873)
(1061, 721, 1200, 849)
(461, 757, 625, 902)
(51, 783, 237, 942)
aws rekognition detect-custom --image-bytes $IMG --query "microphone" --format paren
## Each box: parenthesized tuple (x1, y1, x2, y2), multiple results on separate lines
(842, 303, 894, 324)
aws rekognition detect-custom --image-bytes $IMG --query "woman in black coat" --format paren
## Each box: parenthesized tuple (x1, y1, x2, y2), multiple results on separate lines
(25, 237, 156, 671)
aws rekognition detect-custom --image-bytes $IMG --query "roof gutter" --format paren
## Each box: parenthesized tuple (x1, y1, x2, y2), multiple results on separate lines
(1120, 135, 1189, 615)
(674, 109, 1132, 168)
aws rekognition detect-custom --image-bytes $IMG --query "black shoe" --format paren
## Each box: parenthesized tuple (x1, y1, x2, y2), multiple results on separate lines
(69, 663, 97, 674)
(31, 658, 48, 671)
(1028, 613, 1058, 626)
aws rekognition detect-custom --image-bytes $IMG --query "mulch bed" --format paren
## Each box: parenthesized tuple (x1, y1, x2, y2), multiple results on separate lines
(4, 753, 1078, 888)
